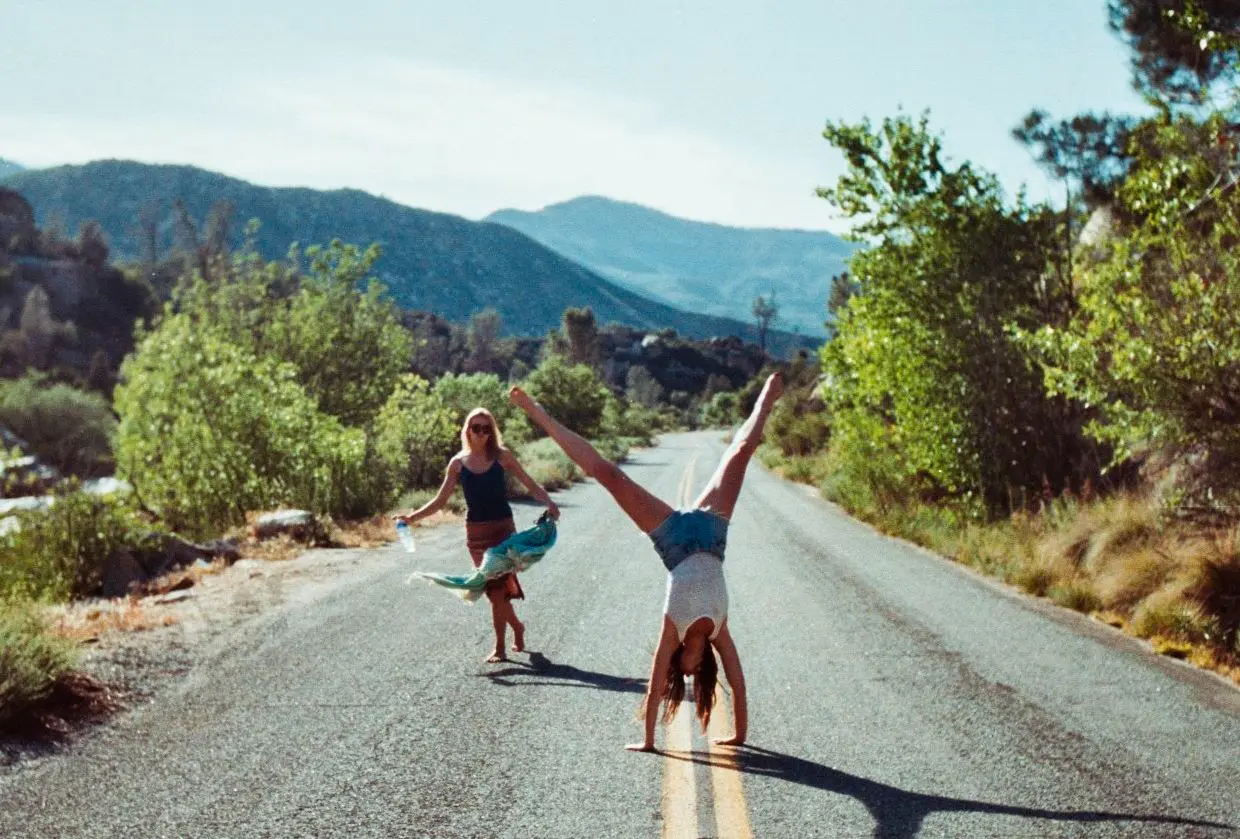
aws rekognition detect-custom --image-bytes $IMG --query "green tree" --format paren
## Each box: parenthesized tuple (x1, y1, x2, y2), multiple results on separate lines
(0, 373, 115, 477)
(1019, 109, 1240, 506)
(751, 294, 778, 354)
(562, 306, 600, 368)
(173, 238, 412, 429)
(268, 242, 412, 428)
(114, 316, 369, 538)
(522, 356, 610, 438)
(432, 372, 531, 443)
(373, 375, 459, 490)
(818, 112, 1089, 512)
(1108, 0, 1240, 103)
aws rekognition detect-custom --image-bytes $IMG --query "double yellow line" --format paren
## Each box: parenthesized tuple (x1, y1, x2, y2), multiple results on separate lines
(661, 454, 753, 838)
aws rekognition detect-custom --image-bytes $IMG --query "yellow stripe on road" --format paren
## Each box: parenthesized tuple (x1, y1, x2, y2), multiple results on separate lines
(707, 710, 754, 839)
(676, 453, 699, 507)
(661, 710, 697, 839)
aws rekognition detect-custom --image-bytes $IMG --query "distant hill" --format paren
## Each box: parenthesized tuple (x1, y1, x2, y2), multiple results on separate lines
(1, 162, 816, 355)
(0, 159, 24, 179)
(487, 196, 857, 337)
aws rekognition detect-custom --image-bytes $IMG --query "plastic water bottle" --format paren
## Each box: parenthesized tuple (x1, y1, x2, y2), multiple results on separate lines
(395, 520, 417, 554)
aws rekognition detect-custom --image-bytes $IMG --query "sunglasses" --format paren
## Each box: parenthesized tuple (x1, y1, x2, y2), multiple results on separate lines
(469, 424, 492, 435)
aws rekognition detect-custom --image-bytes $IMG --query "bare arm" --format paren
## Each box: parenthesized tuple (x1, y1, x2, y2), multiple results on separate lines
(500, 449, 560, 519)
(627, 618, 680, 752)
(393, 458, 461, 523)
(711, 623, 747, 745)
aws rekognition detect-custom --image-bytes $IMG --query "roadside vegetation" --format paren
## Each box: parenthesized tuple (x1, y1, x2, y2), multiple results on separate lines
(750, 2, 1240, 685)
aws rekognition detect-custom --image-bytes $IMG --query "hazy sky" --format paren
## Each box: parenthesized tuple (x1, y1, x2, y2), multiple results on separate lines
(2, 1, 1150, 232)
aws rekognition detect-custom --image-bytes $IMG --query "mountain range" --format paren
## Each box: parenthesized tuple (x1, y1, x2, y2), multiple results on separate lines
(0, 159, 24, 179)
(487, 196, 855, 337)
(2, 161, 827, 354)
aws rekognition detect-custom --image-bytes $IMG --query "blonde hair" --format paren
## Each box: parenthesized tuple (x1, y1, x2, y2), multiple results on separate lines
(460, 407, 503, 460)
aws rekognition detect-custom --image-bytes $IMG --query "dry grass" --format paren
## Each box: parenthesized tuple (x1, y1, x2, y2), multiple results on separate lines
(51, 598, 180, 642)
(780, 446, 1240, 686)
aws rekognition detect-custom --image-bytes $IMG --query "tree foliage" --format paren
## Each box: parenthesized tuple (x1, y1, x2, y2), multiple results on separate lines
(373, 375, 459, 490)
(818, 113, 1096, 512)
(522, 356, 610, 438)
(1108, 0, 1240, 103)
(114, 314, 372, 538)
(1020, 109, 1240, 505)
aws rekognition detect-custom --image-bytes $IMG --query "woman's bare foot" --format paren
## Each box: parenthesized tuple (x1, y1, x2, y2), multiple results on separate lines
(511, 621, 526, 652)
(486, 649, 508, 663)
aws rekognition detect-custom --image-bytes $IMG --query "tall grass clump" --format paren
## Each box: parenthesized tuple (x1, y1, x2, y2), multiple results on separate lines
(0, 599, 78, 727)
(0, 489, 138, 602)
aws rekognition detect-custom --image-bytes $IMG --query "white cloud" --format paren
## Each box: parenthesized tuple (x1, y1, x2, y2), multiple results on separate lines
(0, 56, 841, 231)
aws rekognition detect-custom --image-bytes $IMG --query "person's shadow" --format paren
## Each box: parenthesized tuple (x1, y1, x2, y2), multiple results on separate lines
(663, 744, 1233, 839)
(480, 651, 646, 694)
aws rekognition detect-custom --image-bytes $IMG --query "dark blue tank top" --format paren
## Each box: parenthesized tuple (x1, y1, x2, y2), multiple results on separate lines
(460, 460, 513, 523)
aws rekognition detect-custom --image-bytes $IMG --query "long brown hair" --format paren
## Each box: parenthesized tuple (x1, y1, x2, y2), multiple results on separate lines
(658, 643, 720, 731)
(460, 407, 503, 460)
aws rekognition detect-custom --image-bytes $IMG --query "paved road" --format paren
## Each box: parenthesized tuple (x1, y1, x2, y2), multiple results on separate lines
(2, 431, 1238, 838)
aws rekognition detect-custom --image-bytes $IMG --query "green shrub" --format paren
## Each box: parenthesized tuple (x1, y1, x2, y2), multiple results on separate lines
(432, 372, 532, 444)
(114, 317, 369, 538)
(522, 357, 609, 438)
(373, 375, 459, 491)
(0, 599, 78, 725)
(0, 489, 138, 601)
(510, 438, 582, 494)
(0, 373, 116, 477)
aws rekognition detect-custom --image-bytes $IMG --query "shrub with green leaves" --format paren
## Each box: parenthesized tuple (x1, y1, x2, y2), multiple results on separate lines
(172, 238, 412, 430)
(818, 113, 1091, 514)
(0, 599, 78, 726)
(0, 373, 116, 477)
(373, 374, 459, 490)
(0, 489, 138, 601)
(522, 356, 610, 438)
(1020, 111, 1240, 507)
(432, 372, 532, 444)
(114, 316, 368, 538)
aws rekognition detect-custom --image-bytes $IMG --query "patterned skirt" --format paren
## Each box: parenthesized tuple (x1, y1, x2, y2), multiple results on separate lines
(465, 518, 524, 601)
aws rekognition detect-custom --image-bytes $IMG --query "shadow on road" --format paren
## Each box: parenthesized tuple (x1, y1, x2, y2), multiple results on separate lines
(663, 744, 1233, 839)
(480, 651, 646, 694)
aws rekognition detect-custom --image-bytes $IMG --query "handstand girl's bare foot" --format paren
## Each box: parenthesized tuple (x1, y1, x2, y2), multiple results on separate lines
(511, 620, 526, 653)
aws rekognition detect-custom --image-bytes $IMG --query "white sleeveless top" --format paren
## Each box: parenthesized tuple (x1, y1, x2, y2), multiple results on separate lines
(663, 551, 728, 641)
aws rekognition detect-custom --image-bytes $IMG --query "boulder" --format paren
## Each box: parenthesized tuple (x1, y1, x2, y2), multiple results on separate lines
(101, 549, 146, 598)
(251, 509, 327, 544)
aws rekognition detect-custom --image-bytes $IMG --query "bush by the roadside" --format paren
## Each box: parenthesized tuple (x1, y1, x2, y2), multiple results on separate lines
(0, 373, 116, 478)
(0, 599, 77, 726)
(433, 372, 533, 444)
(373, 374, 459, 491)
(114, 318, 371, 538)
(509, 438, 583, 495)
(522, 357, 610, 439)
(0, 489, 138, 602)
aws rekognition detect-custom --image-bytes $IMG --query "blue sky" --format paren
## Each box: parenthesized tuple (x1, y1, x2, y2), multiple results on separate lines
(2, 0, 1150, 232)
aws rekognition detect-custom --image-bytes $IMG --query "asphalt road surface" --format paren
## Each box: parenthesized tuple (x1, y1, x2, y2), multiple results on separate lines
(2, 431, 1238, 838)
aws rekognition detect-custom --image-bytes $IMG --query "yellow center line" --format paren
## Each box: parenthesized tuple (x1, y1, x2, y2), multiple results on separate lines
(676, 453, 699, 507)
(661, 710, 697, 839)
(707, 707, 754, 839)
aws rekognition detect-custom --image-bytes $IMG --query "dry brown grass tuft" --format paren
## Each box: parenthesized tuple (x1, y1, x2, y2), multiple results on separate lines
(330, 515, 398, 548)
(52, 598, 179, 642)
(1092, 545, 1179, 612)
